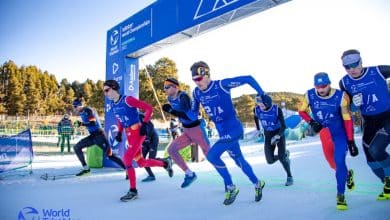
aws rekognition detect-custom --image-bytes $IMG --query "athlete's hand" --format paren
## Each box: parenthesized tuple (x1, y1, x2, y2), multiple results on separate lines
(347, 140, 359, 157)
(115, 131, 122, 142)
(162, 104, 173, 113)
(309, 120, 323, 133)
(270, 134, 281, 146)
(74, 120, 82, 127)
(352, 93, 363, 107)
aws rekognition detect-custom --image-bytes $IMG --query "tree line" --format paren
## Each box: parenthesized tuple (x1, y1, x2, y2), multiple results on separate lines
(0, 58, 304, 123)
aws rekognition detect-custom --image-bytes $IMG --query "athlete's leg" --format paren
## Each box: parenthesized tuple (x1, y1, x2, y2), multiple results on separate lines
(228, 140, 259, 184)
(276, 136, 292, 177)
(167, 131, 193, 171)
(73, 135, 95, 167)
(333, 136, 348, 195)
(207, 139, 233, 186)
(188, 126, 210, 156)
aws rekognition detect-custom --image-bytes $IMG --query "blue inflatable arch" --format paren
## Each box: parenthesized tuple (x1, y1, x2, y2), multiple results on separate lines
(104, 0, 290, 167)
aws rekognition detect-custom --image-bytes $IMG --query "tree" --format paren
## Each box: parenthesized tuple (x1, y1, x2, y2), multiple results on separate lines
(234, 94, 256, 123)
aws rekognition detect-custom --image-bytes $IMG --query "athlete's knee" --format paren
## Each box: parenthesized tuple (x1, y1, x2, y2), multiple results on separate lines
(135, 159, 146, 168)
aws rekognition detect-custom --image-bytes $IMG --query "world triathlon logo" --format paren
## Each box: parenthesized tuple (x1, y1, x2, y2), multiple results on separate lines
(110, 29, 119, 46)
(194, 0, 239, 20)
(18, 207, 39, 220)
(18, 206, 74, 220)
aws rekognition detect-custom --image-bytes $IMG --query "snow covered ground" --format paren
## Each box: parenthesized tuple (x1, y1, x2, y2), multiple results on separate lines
(1, 135, 389, 220)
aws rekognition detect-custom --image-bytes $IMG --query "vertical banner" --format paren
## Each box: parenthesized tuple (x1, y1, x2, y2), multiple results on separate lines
(103, 54, 139, 167)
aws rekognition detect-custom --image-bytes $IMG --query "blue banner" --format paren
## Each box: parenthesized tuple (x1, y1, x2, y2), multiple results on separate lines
(107, 0, 288, 56)
(0, 129, 33, 172)
(104, 58, 139, 168)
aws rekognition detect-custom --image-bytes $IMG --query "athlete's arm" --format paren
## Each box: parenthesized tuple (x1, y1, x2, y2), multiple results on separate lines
(125, 96, 153, 123)
(340, 92, 354, 141)
(191, 90, 201, 114)
(378, 65, 390, 78)
(277, 107, 286, 136)
(253, 108, 261, 131)
(298, 93, 312, 122)
(220, 75, 265, 95)
(81, 108, 96, 126)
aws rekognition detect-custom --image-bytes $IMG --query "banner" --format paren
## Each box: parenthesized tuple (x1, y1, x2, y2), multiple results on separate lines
(0, 129, 33, 172)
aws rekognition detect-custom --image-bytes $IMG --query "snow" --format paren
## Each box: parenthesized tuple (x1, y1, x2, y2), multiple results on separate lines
(1, 135, 389, 220)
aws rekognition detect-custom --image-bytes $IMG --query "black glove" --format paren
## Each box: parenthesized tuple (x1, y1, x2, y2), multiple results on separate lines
(115, 131, 122, 142)
(162, 103, 174, 113)
(347, 140, 359, 157)
(140, 122, 148, 136)
(309, 119, 323, 133)
(74, 120, 82, 127)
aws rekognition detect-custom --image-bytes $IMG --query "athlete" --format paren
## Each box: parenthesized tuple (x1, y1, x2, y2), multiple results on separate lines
(299, 72, 358, 210)
(72, 97, 126, 176)
(162, 77, 210, 188)
(253, 94, 293, 186)
(191, 61, 265, 205)
(103, 79, 173, 202)
(339, 49, 390, 200)
(139, 112, 159, 182)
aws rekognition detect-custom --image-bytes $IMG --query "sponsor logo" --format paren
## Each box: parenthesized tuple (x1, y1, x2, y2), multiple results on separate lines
(112, 63, 119, 75)
(110, 30, 119, 46)
(18, 206, 77, 220)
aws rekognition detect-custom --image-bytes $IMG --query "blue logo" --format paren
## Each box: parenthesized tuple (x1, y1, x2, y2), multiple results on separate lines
(110, 29, 119, 46)
(18, 207, 39, 220)
(18, 206, 75, 220)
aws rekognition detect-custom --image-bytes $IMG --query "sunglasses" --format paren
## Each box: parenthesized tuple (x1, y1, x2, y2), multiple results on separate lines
(104, 87, 111, 93)
(343, 60, 360, 70)
(315, 84, 328, 89)
(192, 76, 204, 82)
(163, 85, 174, 90)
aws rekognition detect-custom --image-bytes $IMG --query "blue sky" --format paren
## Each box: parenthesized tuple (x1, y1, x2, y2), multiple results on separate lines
(1, 0, 389, 94)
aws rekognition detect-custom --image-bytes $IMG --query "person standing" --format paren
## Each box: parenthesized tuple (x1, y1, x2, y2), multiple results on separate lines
(72, 97, 126, 176)
(162, 77, 210, 188)
(169, 118, 180, 140)
(58, 114, 74, 153)
(191, 61, 265, 205)
(339, 49, 390, 200)
(103, 79, 173, 201)
(253, 94, 293, 186)
(299, 72, 358, 210)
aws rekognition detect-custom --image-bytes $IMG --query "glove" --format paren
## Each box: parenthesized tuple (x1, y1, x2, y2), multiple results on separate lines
(140, 122, 148, 136)
(352, 93, 363, 107)
(74, 120, 82, 127)
(115, 131, 122, 142)
(347, 140, 359, 157)
(309, 119, 323, 133)
(162, 104, 174, 113)
(270, 134, 281, 146)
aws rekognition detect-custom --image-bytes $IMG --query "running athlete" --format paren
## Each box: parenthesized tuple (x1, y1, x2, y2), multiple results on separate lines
(339, 49, 390, 200)
(139, 113, 159, 182)
(299, 72, 358, 210)
(72, 97, 125, 176)
(191, 61, 265, 205)
(162, 77, 210, 188)
(253, 94, 293, 186)
(103, 80, 173, 201)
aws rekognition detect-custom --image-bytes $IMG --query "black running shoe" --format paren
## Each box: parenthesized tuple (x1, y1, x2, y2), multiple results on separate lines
(223, 185, 239, 205)
(75, 168, 90, 176)
(163, 157, 173, 177)
(120, 190, 138, 202)
(346, 169, 355, 191)
(255, 180, 265, 202)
